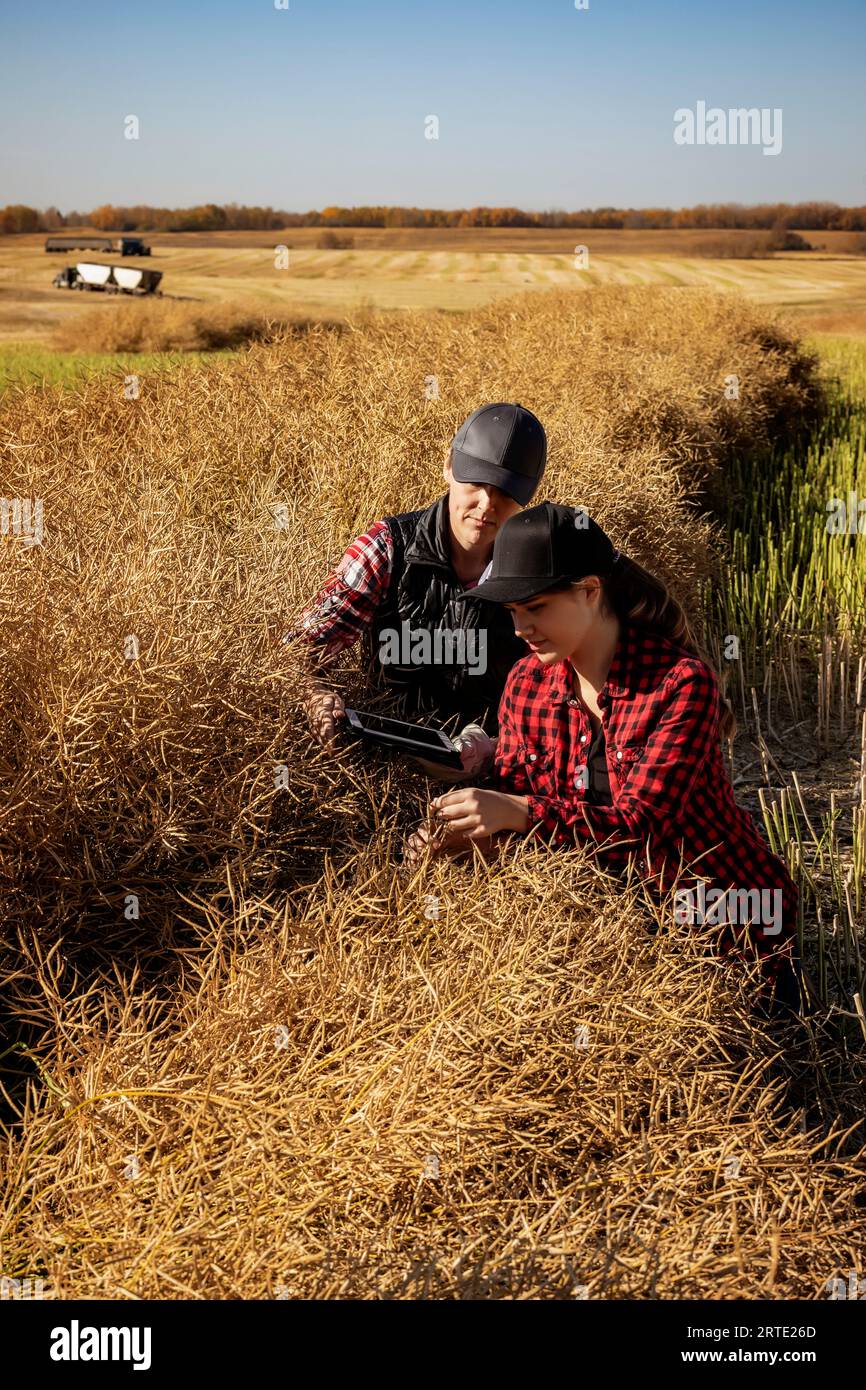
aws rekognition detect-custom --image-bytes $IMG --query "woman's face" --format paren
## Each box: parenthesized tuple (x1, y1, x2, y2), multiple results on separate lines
(504, 580, 602, 664)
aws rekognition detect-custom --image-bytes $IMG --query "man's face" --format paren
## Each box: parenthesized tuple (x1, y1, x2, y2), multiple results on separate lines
(444, 457, 522, 550)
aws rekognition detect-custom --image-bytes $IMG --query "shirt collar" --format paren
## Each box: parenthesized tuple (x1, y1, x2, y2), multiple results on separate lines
(404, 491, 452, 572)
(546, 621, 634, 705)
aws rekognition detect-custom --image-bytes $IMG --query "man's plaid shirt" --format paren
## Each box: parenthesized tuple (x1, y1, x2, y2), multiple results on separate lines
(488, 621, 799, 985)
(290, 520, 486, 661)
(290, 521, 395, 662)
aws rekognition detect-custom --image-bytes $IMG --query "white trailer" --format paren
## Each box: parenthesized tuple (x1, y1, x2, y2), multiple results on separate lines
(52, 262, 163, 295)
(76, 262, 114, 287)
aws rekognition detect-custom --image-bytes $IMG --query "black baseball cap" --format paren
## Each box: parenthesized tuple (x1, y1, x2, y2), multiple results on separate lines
(450, 402, 546, 506)
(465, 501, 617, 604)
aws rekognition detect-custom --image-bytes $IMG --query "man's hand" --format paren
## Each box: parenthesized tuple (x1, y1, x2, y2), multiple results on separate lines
(305, 687, 346, 746)
(432, 787, 529, 838)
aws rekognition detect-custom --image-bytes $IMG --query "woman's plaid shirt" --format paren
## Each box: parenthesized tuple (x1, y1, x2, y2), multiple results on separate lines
(488, 621, 799, 985)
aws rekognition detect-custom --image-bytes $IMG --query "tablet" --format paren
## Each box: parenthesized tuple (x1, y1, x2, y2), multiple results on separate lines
(344, 708, 463, 767)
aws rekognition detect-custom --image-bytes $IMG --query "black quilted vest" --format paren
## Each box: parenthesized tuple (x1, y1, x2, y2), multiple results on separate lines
(363, 492, 526, 734)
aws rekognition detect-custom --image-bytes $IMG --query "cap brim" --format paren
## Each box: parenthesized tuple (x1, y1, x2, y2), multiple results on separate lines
(462, 573, 574, 604)
(451, 448, 538, 506)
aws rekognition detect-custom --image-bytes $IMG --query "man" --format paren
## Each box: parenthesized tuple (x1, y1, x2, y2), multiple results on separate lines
(288, 402, 547, 776)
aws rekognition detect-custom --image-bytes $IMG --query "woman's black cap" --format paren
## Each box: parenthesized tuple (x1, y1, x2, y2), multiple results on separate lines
(464, 501, 616, 604)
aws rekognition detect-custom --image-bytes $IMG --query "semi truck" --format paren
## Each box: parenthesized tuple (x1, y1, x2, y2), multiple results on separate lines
(52, 262, 163, 295)
(45, 235, 152, 256)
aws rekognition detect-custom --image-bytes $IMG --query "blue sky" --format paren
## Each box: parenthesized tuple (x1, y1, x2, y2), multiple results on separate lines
(1, 0, 864, 211)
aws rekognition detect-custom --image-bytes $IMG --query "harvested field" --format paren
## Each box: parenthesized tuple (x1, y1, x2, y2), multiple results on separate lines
(3, 228, 866, 343)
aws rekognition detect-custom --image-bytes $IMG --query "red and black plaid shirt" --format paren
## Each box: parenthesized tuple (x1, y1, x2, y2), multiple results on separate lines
(489, 621, 798, 985)
(288, 521, 395, 663)
(288, 520, 487, 664)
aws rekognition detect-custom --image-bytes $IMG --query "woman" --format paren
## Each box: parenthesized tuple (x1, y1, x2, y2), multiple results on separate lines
(406, 501, 807, 1019)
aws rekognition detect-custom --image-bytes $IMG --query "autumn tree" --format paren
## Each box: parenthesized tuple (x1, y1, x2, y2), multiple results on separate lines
(0, 204, 40, 233)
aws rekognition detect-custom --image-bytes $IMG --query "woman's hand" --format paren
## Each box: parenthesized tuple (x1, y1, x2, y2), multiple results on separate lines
(403, 823, 472, 865)
(403, 787, 528, 865)
(431, 787, 530, 838)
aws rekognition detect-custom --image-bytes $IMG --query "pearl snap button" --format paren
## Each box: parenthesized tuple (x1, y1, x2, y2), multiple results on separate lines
(580, 734, 587, 743)
(616, 751, 623, 760)
(528, 753, 537, 762)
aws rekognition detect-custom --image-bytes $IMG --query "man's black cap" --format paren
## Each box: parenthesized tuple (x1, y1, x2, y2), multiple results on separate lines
(465, 501, 617, 604)
(450, 402, 546, 506)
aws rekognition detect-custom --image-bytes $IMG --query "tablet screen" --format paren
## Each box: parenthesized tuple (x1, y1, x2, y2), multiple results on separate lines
(355, 712, 451, 748)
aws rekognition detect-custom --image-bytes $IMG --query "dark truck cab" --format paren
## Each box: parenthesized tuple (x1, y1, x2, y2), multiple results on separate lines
(116, 237, 151, 256)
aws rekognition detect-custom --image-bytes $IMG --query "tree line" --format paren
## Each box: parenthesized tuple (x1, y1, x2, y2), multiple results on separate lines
(3, 200, 866, 234)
